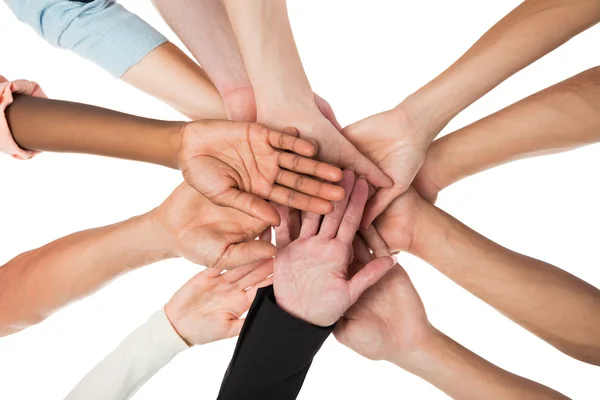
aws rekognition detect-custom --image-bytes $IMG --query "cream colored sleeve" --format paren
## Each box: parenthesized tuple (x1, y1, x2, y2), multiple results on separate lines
(65, 309, 189, 400)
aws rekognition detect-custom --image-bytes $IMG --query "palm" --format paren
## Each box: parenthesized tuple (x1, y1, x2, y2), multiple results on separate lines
(335, 265, 429, 361)
(179, 120, 344, 225)
(259, 112, 393, 189)
(154, 183, 274, 269)
(274, 236, 355, 327)
(165, 260, 273, 346)
(342, 108, 429, 226)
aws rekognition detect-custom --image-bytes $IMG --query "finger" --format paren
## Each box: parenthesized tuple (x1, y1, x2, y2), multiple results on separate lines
(201, 266, 224, 278)
(236, 260, 274, 289)
(10, 79, 38, 96)
(336, 176, 369, 243)
(275, 169, 344, 201)
(226, 319, 245, 339)
(274, 204, 292, 248)
(213, 187, 281, 226)
(222, 259, 266, 283)
(278, 152, 343, 182)
(361, 187, 404, 228)
(350, 150, 393, 189)
(215, 240, 276, 270)
(268, 185, 334, 215)
(268, 129, 317, 157)
(319, 169, 356, 238)
(245, 276, 274, 303)
(299, 211, 321, 238)
(360, 224, 393, 258)
(314, 93, 344, 132)
(348, 256, 395, 305)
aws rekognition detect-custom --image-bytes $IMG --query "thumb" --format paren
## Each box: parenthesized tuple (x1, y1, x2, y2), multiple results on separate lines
(361, 187, 403, 228)
(348, 256, 395, 305)
(226, 319, 245, 339)
(345, 143, 393, 189)
(216, 240, 276, 270)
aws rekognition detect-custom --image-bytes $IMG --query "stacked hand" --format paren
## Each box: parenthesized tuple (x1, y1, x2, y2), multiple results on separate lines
(341, 105, 433, 227)
(178, 120, 345, 226)
(151, 182, 275, 269)
(165, 259, 273, 346)
(272, 169, 395, 327)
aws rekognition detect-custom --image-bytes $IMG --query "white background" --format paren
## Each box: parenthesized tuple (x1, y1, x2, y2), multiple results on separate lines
(1, 0, 600, 399)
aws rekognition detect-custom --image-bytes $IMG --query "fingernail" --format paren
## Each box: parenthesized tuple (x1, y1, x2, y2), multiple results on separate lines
(392, 255, 399, 264)
(359, 175, 366, 180)
(346, 167, 355, 172)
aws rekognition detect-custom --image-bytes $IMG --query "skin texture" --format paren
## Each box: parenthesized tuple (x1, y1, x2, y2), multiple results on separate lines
(151, 0, 255, 122)
(334, 234, 568, 399)
(6, 95, 344, 224)
(343, 0, 600, 226)
(373, 188, 600, 366)
(121, 41, 227, 121)
(223, 0, 392, 188)
(272, 170, 395, 327)
(165, 258, 274, 346)
(179, 121, 344, 225)
(0, 182, 274, 337)
(414, 66, 600, 203)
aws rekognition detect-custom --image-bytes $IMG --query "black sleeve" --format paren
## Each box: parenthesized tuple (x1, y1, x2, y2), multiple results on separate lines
(217, 285, 335, 400)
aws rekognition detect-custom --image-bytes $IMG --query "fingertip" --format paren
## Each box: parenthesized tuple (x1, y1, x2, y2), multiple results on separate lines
(328, 167, 344, 182)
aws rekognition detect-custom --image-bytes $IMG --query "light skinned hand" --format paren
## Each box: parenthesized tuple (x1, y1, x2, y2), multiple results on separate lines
(272, 170, 395, 327)
(342, 106, 431, 227)
(334, 230, 431, 361)
(178, 120, 344, 226)
(151, 182, 276, 269)
(165, 257, 274, 346)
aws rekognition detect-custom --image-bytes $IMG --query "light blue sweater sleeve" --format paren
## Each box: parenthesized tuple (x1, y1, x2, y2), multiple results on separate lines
(4, 0, 168, 77)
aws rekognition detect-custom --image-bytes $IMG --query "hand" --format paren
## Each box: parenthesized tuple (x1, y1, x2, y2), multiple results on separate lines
(368, 186, 428, 254)
(258, 108, 393, 190)
(273, 170, 395, 327)
(178, 120, 345, 226)
(334, 230, 432, 362)
(165, 259, 273, 346)
(151, 182, 275, 269)
(341, 105, 431, 227)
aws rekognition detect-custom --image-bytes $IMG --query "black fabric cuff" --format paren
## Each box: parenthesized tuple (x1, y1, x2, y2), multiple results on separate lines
(217, 285, 335, 400)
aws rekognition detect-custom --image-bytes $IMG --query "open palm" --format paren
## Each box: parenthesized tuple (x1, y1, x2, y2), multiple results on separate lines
(153, 183, 275, 269)
(165, 260, 273, 346)
(179, 120, 345, 225)
(342, 107, 430, 227)
(273, 170, 394, 327)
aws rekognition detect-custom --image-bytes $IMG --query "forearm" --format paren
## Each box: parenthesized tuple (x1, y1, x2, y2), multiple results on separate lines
(6, 94, 185, 169)
(122, 42, 227, 121)
(392, 329, 568, 400)
(411, 204, 600, 365)
(0, 213, 172, 336)
(65, 309, 187, 400)
(224, 0, 317, 118)
(152, 0, 249, 97)
(424, 66, 600, 192)
(404, 0, 600, 139)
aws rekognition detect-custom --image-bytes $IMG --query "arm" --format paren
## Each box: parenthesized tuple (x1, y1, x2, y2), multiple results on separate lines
(415, 66, 600, 202)
(6, 95, 344, 224)
(335, 235, 568, 400)
(342, 0, 600, 226)
(218, 171, 395, 399)
(66, 262, 272, 400)
(3, 0, 226, 120)
(0, 181, 276, 336)
(151, 0, 255, 121)
(223, 0, 391, 188)
(0, 214, 171, 337)
(374, 189, 600, 365)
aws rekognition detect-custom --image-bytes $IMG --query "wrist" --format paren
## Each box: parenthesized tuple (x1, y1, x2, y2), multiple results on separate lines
(167, 121, 185, 170)
(274, 294, 335, 328)
(388, 327, 449, 376)
(142, 209, 180, 261)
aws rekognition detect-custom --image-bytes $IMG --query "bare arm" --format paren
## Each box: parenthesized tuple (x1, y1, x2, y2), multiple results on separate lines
(122, 42, 227, 121)
(407, 200, 600, 365)
(151, 0, 255, 121)
(416, 66, 600, 201)
(0, 214, 171, 336)
(404, 0, 600, 140)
